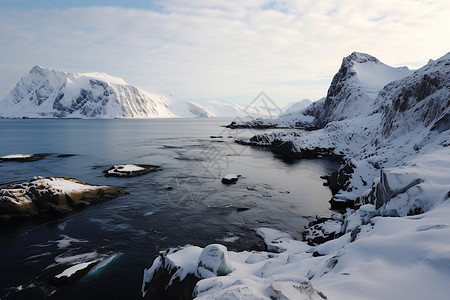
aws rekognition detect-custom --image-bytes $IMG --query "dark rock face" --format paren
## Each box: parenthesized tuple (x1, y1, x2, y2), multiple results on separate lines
(142, 249, 201, 300)
(303, 216, 343, 246)
(303, 52, 381, 128)
(0, 176, 126, 221)
(326, 160, 355, 196)
(237, 134, 343, 162)
(221, 174, 239, 184)
(143, 245, 234, 300)
(270, 140, 301, 159)
(143, 266, 200, 300)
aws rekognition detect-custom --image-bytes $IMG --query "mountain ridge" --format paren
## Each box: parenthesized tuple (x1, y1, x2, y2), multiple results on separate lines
(0, 66, 174, 119)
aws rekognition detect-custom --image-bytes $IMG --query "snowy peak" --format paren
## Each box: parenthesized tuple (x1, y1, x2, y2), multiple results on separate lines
(347, 52, 380, 64)
(0, 66, 174, 119)
(30, 65, 57, 76)
(304, 52, 413, 127)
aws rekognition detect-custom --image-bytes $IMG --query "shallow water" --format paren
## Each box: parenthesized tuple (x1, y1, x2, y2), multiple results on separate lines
(0, 118, 339, 299)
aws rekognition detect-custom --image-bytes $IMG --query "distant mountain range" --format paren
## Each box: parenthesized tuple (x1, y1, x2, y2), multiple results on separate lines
(0, 66, 312, 119)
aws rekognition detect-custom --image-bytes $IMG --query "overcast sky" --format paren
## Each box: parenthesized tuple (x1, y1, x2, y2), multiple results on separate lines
(0, 0, 449, 106)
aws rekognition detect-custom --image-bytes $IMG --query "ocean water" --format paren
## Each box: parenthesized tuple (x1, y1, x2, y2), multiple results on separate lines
(0, 118, 339, 299)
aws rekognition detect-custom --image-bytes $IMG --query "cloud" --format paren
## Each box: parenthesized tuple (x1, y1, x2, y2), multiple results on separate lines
(0, 0, 448, 105)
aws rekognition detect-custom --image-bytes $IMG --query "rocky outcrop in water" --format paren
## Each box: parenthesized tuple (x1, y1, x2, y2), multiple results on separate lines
(103, 164, 160, 177)
(221, 174, 240, 184)
(237, 133, 343, 162)
(0, 176, 125, 221)
(0, 153, 52, 162)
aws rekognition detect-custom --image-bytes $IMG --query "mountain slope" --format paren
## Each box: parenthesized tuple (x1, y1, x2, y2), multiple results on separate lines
(379, 53, 450, 142)
(228, 52, 414, 129)
(0, 66, 174, 119)
(186, 100, 282, 118)
(303, 52, 413, 127)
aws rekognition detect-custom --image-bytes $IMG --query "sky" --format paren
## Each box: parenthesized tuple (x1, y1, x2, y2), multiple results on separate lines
(0, 0, 449, 107)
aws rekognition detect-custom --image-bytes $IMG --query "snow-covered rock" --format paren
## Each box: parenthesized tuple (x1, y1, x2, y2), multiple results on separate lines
(0, 153, 52, 162)
(0, 176, 125, 220)
(221, 174, 240, 184)
(0, 66, 175, 119)
(197, 244, 234, 278)
(256, 227, 304, 253)
(103, 164, 160, 177)
(144, 198, 450, 299)
(142, 241, 327, 300)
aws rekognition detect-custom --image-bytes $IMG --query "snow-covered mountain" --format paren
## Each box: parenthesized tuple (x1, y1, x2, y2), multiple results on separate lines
(0, 66, 175, 118)
(186, 100, 282, 118)
(186, 101, 216, 118)
(228, 52, 415, 129)
(142, 51, 450, 299)
(303, 52, 413, 127)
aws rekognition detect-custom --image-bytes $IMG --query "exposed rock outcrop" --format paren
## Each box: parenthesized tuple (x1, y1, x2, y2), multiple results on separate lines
(221, 174, 240, 184)
(104, 164, 160, 177)
(0, 176, 125, 221)
(0, 153, 52, 162)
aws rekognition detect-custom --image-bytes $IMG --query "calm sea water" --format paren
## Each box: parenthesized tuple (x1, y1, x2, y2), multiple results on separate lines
(0, 118, 338, 299)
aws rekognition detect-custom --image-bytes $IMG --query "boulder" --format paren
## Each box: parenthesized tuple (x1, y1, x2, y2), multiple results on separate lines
(0, 176, 126, 221)
(104, 164, 160, 177)
(197, 244, 234, 278)
(221, 174, 240, 184)
(0, 153, 52, 162)
(303, 217, 343, 246)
